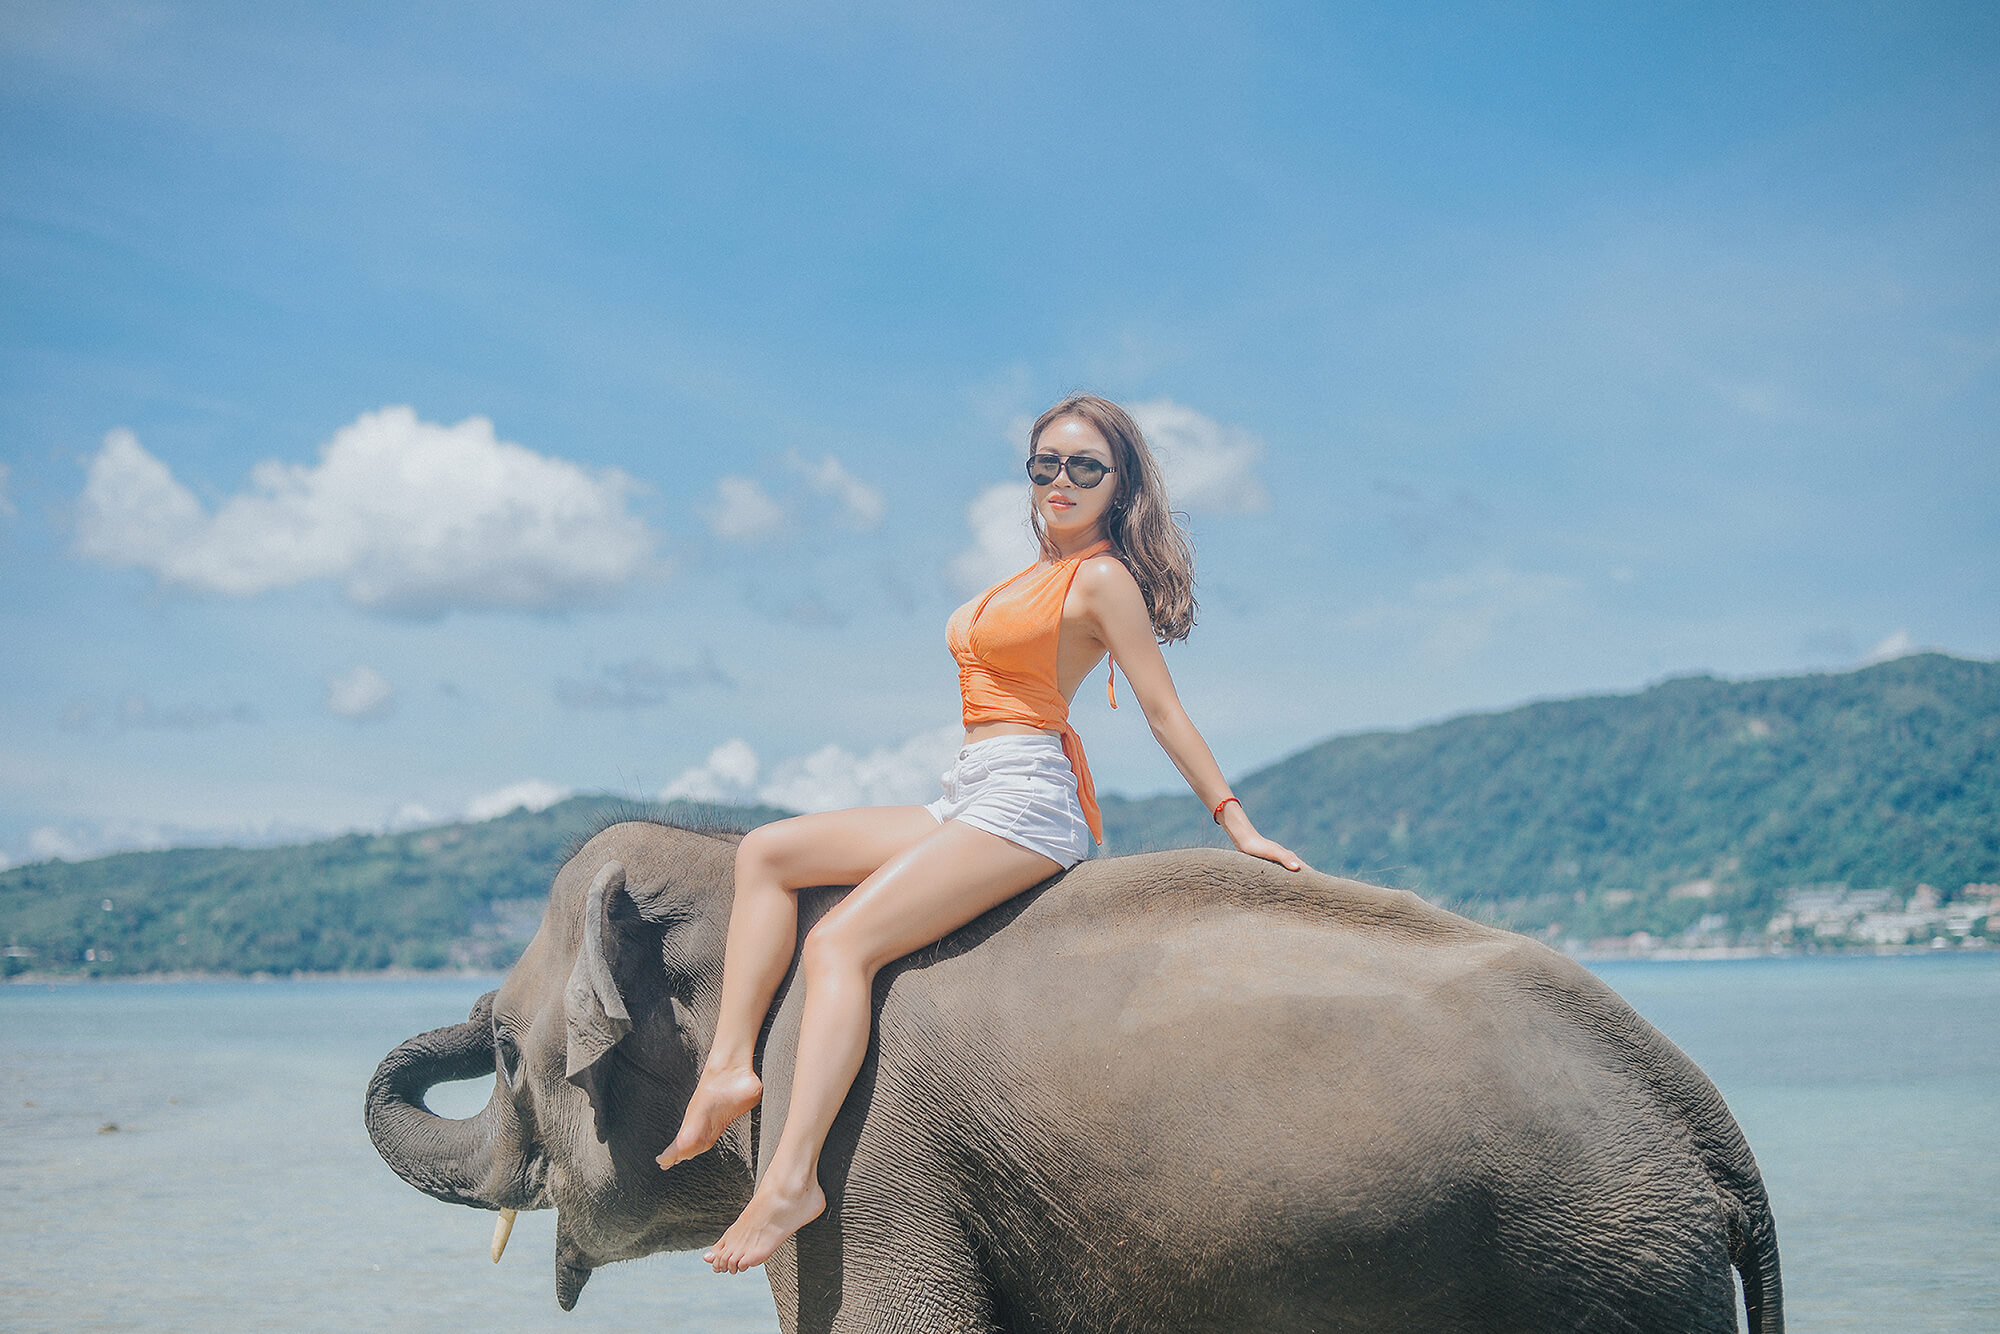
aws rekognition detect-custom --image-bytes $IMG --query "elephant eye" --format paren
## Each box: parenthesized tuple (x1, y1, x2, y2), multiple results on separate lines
(495, 1029, 523, 1088)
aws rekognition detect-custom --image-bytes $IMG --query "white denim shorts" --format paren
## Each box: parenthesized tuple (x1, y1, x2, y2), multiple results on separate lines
(924, 731, 1094, 869)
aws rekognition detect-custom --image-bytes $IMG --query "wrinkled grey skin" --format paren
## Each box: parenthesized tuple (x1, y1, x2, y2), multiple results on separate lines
(367, 821, 1783, 1333)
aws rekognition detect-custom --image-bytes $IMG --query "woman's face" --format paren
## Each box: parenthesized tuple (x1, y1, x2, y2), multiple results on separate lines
(1030, 414, 1121, 546)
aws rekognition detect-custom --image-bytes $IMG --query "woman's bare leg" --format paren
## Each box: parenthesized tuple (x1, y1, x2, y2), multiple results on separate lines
(704, 819, 1063, 1272)
(656, 805, 941, 1170)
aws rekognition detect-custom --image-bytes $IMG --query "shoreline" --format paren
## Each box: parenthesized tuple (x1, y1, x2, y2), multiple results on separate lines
(1570, 940, 1991, 964)
(1, 966, 507, 987)
(7, 942, 1995, 985)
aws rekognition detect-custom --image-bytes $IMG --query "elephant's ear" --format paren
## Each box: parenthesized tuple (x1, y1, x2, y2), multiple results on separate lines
(564, 861, 633, 1088)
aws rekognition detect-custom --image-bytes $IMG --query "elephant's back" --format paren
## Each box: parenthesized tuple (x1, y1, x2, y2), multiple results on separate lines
(889, 847, 1532, 1036)
(894, 860, 1593, 1131)
(863, 851, 1744, 1331)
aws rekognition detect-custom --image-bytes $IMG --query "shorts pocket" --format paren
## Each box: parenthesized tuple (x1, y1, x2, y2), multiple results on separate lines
(983, 748, 1071, 783)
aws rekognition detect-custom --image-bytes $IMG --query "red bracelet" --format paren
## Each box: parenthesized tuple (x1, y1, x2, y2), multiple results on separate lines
(1212, 796, 1241, 824)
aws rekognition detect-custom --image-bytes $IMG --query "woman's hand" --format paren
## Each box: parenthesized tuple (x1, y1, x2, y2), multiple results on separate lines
(1217, 804, 1306, 871)
(1233, 831, 1306, 873)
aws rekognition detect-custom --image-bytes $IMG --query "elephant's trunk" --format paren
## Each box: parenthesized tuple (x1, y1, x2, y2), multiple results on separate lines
(556, 1219, 594, 1311)
(365, 990, 512, 1209)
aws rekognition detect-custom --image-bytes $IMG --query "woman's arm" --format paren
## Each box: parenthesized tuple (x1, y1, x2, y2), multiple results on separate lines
(1076, 558, 1306, 872)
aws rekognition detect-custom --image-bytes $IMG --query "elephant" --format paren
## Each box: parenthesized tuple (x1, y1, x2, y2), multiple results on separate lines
(366, 819, 1784, 1333)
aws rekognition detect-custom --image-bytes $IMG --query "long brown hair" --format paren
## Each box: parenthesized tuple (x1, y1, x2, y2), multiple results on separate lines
(1029, 393, 1197, 644)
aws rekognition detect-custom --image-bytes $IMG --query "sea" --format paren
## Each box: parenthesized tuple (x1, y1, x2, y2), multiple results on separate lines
(3, 953, 1995, 1332)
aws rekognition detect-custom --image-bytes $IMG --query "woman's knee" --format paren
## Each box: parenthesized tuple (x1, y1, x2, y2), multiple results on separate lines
(735, 823, 777, 871)
(736, 819, 809, 886)
(800, 914, 876, 982)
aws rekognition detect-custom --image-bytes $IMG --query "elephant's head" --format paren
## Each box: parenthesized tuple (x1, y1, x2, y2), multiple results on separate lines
(365, 821, 754, 1309)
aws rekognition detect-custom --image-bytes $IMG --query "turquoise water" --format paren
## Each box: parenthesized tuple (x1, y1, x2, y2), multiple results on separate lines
(1589, 954, 2000, 1331)
(2, 955, 1995, 1332)
(0, 976, 771, 1333)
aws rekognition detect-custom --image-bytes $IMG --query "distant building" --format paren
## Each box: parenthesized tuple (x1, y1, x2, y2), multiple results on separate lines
(1766, 883, 1976, 949)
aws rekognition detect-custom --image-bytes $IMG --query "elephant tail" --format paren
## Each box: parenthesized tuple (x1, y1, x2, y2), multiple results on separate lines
(1730, 1176, 1784, 1334)
(1514, 947, 1785, 1332)
(1643, 1043, 1785, 1333)
(1657, 1019, 1784, 1333)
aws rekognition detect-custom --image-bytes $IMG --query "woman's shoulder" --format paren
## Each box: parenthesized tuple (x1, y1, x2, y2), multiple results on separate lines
(1073, 550, 1143, 601)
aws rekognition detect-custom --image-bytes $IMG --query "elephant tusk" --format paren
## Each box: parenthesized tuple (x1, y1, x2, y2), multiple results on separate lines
(491, 1208, 517, 1263)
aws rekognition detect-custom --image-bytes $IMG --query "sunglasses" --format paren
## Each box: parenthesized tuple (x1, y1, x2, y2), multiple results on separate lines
(1026, 452, 1115, 489)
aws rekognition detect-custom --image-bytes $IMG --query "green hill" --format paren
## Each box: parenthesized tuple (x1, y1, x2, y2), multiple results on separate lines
(0, 797, 790, 979)
(4, 654, 1995, 977)
(1100, 652, 2000, 942)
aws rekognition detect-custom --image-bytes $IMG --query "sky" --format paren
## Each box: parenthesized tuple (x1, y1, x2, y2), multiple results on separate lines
(2, 1, 1995, 867)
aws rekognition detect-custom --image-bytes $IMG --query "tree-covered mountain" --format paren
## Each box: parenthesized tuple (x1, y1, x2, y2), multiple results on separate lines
(4, 654, 1994, 977)
(1100, 652, 1999, 941)
(0, 798, 788, 978)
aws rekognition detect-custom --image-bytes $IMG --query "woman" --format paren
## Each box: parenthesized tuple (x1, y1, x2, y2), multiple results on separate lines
(658, 393, 1305, 1273)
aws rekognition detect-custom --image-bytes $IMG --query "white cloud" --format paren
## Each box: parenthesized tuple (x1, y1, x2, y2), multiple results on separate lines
(27, 826, 99, 863)
(789, 451, 884, 528)
(659, 726, 961, 814)
(660, 737, 762, 802)
(1128, 399, 1269, 513)
(73, 428, 204, 566)
(463, 779, 572, 822)
(13, 816, 299, 865)
(1865, 629, 1916, 663)
(325, 665, 395, 721)
(709, 454, 883, 542)
(73, 408, 656, 614)
(759, 726, 961, 813)
(0, 789, 573, 867)
(949, 483, 1035, 593)
(709, 475, 785, 541)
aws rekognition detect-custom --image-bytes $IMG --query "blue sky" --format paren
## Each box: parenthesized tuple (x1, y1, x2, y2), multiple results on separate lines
(2, 2, 1995, 865)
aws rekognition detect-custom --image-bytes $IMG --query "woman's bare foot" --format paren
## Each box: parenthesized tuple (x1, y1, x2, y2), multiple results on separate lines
(703, 1172, 825, 1273)
(656, 1065, 763, 1170)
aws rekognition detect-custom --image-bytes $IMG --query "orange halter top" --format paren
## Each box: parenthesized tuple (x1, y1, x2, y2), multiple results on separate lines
(946, 537, 1120, 845)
